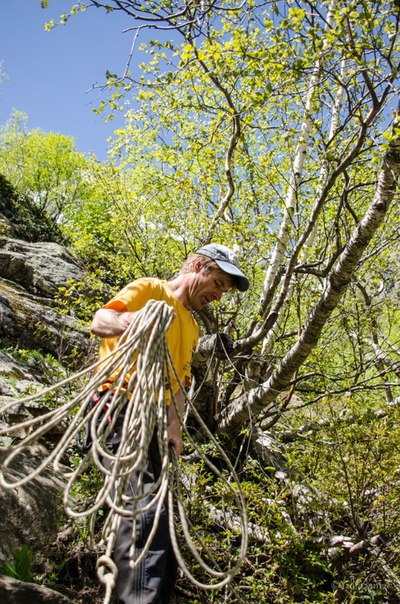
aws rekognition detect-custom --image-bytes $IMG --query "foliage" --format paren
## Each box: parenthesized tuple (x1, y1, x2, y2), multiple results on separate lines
(5, 344, 68, 385)
(177, 447, 336, 603)
(274, 394, 400, 601)
(48, 0, 400, 341)
(55, 275, 111, 325)
(0, 172, 64, 243)
(68, 451, 106, 539)
(0, 545, 33, 583)
(0, 111, 91, 220)
(3, 0, 400, 600)
(58, 161, 146, 287)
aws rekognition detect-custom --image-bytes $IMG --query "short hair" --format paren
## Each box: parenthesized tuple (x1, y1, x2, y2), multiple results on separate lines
(180, 253, 235, 287)
(180, 253, 215, 273)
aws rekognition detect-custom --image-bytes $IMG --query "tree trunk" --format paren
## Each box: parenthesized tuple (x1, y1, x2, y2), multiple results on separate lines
(218, 126, 400, 433)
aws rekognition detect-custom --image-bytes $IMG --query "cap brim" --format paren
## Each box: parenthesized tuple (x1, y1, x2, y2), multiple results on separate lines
(214, 260, 249, 292)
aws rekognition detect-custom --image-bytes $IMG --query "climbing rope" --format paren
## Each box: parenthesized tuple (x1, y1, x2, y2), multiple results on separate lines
(0, 300, 248, 602)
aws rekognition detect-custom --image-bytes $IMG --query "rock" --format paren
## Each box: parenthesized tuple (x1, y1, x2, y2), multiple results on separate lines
(0, 236, 92, 366)
(0, 350, 36, 382)
(13, 379, 42, 395)
(0, 377, 16, 397)
(0, 399, 71, 444)
(0, 277, 89, 364)
(0, 444, 65, 565)
(0, 187, 102, 603)
(251, 426, 286, 470)
(0, 576, 71, 603)
(0, 237, 84, 298)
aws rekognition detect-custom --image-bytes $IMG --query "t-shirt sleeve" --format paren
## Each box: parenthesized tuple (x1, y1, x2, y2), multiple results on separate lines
(102, 279, 159, 313)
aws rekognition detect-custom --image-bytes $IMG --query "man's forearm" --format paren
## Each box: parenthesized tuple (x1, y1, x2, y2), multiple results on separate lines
(90, 308, 139, 338)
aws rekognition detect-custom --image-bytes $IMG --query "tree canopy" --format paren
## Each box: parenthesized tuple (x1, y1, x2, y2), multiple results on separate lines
(1, 0, 400, 599)
(42, 0, 400, 430)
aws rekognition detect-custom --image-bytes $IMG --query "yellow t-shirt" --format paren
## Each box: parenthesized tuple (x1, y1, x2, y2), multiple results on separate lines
(97, 278, 199, 400)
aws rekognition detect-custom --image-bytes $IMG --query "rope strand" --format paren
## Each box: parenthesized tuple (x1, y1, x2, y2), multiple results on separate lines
(0, 300, 248, 602)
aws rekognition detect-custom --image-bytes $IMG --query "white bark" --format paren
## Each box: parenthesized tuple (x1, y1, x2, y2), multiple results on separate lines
(259, 0, 337, 313)
(218, 125, 400, 433)
(261, 53, 348, 355)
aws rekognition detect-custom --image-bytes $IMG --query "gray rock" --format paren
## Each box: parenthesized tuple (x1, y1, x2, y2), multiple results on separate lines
(0, 444, 65, 564)
(0, 377, 16, 397)
(0, 351, 36, 381)
(13, 380, 42, 395)
(0, 277, 89, 364)
(0, 576, 71, 603)
(0, 236, 91, 365)
(0, 220, 102, 601)
(0, 237, 84, 297)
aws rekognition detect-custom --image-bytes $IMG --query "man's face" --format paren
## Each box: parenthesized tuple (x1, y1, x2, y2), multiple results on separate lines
(188, 265, 233, 310)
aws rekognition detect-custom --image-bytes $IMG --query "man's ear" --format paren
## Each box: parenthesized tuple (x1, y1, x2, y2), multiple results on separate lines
(193, 257, 203, 273)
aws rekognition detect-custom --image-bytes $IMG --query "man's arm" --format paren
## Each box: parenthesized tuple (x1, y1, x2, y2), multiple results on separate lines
(167, 389, 185, 456)
(90, 308, 140, 338)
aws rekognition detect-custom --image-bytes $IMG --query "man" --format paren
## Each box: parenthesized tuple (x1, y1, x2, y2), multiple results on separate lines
(90, 243, 249, 604)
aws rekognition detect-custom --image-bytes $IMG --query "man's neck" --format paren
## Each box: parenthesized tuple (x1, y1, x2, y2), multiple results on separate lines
(167, 275, 191, 309)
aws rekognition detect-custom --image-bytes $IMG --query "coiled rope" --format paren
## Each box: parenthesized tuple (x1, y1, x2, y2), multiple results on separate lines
(0, 300, 248, 603)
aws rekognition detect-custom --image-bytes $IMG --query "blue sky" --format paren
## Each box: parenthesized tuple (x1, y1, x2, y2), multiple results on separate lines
(0, 2, 138, 160)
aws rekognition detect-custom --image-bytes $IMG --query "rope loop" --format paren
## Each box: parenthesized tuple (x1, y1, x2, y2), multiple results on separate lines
(0, 299, 248, 601)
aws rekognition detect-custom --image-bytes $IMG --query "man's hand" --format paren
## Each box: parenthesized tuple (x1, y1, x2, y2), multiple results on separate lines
(167, 427, 184, 457)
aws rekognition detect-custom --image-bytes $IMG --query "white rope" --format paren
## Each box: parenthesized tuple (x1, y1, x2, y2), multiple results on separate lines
(0, 299, 248, 602)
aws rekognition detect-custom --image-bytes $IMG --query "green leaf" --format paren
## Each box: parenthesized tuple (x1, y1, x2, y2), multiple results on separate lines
(0, 562, 19, 579)
(0, 545, 32, 582)
(13, 546, 33, 582)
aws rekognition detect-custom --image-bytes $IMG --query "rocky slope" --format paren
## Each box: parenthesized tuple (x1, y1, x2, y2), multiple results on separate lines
(0, 177, 101, 603)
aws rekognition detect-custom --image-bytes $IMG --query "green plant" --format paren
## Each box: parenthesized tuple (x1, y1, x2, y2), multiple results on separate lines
(0, 545, 33, 582)
(55, 276, 110, 325)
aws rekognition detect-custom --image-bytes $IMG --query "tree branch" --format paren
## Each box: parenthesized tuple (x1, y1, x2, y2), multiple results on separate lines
(218, 121, 400, 433)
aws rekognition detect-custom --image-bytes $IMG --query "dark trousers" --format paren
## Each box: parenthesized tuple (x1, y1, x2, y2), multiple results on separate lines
(108, 433, 178, 604)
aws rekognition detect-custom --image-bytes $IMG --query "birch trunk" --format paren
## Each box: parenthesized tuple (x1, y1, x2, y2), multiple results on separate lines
(218, 126, 400, 433)
(259, 0, 337, 315)
(261, 55, 348, 355)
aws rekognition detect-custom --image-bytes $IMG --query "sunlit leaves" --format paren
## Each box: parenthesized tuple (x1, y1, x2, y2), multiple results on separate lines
(35, 0, 400, 367)
(0, 111, 90, 219)
(42, 1, 87, 29)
